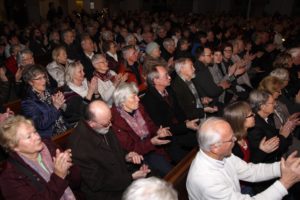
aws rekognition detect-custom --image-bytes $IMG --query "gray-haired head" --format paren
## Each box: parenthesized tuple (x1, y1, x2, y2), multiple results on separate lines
(122, 177, 178, 200)
(91, 53, 106, 66)
(197, 117, 225, 151)
(16, 48, 33, 66)
(174, 57, 190, 75)
(122, 45, 136, 59)
(145, 42, 160, 55)
(22, 64, 47, 84)
(249, 90, 271, 113)
(270, 68, 289, 82)
(101, 30, 113, 41)
(125, 34, 137, 45)
(113, 82, 138, 107)
(163, 38, 175, 49)
(146, 66, 160, 87)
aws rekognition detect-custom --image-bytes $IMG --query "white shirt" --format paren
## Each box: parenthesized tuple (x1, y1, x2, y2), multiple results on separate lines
(67, 78, 89, 98)
(96, 70, 116, 107)
(186, 150, 287, 200)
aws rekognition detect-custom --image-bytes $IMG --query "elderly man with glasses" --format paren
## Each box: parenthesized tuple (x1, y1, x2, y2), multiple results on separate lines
(67, 100, 150, 200)
(187, 117, 300, 200)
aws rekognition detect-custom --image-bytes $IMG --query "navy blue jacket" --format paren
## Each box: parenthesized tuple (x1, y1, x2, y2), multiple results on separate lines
(21, 88, 62, 138)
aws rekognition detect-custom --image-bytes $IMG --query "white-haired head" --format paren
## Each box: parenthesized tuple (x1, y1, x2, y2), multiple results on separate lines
(122, 177, 178, 200)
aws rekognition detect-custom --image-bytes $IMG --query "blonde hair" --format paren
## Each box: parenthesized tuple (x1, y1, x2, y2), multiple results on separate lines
(65, 61, 84, 83)
(258, 76, 282, 95)
(52, 46, 66, 61)
(0, 116, 33, 150)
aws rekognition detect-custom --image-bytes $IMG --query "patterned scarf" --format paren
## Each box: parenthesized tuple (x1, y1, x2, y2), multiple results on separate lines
(117, 107, 149, 140)
(93, 70, 115, 82)
(34, 89, 67, 135)
(19, 143, 76, 200)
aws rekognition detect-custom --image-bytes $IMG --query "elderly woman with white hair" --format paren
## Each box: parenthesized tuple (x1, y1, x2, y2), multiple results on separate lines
(91, 54, 127, 107)
(111, 82, 173, 177)
(0, 115, 83, 200)
(46, 46, 73, 87)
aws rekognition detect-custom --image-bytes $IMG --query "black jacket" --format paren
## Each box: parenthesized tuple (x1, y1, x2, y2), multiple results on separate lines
(67, 121, 133, 200)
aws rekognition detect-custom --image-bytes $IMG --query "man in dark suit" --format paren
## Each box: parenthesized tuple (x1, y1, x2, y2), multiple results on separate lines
(171, 58, 217, 120)
(142, 65, 199, 162)
(78, 35, 96, 80)
(67, 100, 150, 200)
(192, 47, 230, 103)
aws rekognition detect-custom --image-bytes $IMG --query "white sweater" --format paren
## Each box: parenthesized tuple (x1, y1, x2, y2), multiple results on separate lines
(186, 150, 288, 200)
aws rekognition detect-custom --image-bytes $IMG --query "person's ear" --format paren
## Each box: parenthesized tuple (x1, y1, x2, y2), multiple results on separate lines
(210, 143, 220, 153)
(28, 80, 34, 86)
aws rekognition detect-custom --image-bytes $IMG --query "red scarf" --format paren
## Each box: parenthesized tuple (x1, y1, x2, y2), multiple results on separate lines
(94, 70, 115, 82)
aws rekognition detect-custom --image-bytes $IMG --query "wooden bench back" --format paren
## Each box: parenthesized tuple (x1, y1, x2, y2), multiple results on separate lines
(3, 99, 22, 115)
(164, 148, 198, 200)
(52, 128, 74, 150)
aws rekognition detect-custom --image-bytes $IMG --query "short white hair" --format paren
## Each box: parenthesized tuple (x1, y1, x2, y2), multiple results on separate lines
(270, 68, 289, 81)
(174, 58, 190, 75)
(122, 177, 178, 200)
(113, 82, 138, 107)
(197, 117, 223, 151)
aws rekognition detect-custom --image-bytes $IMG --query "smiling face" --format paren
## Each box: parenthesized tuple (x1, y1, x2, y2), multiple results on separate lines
(13, 122, 43, 159)
(93, 56, 109, 73)
(72, 64, 85, 83)
(29, 73, 47, 93)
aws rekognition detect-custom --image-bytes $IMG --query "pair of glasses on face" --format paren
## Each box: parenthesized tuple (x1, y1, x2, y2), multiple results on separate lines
(32, 75, 47, 81)
(218, 136, 237, 145)
(245, 113, 255, 118)
(94, 120, 111, 128)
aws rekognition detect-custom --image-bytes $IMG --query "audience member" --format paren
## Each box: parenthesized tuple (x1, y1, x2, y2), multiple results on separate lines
(0, 115, 81, 200)
(67, 100, 150, 200)
(111, 82, 173, 176)
(123, 177, 178, 200)
(91, 54, 127, 106)
(46, 46, 72, 87)
(65, 61, 98, 101)
(171, 58, 217, 120)
(143, 65, 198, 162)
(119, 45, 147, 92)
(187, 117, 300, 200)
(21, 64, 68, 138)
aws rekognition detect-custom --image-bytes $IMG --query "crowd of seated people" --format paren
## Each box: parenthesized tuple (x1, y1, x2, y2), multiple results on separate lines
(0, 9, 300, 200)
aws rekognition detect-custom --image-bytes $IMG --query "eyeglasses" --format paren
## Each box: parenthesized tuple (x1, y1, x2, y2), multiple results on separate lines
(246, 113, 255, 118)
(95, 60, 108, 64)
(32, 75, 47, 81)
(219, 136, 237, 144)
(94, 120, 111, 128)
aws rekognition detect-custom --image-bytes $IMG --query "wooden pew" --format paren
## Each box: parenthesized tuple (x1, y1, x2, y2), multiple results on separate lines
(52, 128, 74, 150)
(164, 148, 198, 200)
(3, 99, 22, 115)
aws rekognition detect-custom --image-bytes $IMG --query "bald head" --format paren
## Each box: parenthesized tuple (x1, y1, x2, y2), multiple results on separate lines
(86, 100, 112, 134)
(197, 117, 231, 151)
(89, 100, 111, 121)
